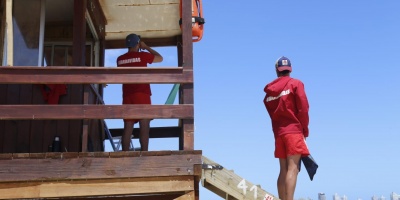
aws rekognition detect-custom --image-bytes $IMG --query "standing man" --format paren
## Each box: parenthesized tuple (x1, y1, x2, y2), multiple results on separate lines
(263, 56, 310, 200)
(117, 33, 163, 151)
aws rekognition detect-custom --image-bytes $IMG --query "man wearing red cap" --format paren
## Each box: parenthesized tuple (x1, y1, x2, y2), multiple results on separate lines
(117, 33, 163, 151)
(263, 56, 310, 200)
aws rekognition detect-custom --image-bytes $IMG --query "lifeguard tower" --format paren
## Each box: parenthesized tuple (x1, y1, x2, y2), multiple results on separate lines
(0, 1, 280, 199)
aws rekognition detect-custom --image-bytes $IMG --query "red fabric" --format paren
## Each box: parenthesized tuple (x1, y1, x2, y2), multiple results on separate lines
(274, 133, 310, 158)
(263, 76, 309, 138)
(123, 92, 151, 123)
(41, 84, 67, 104)
(117, 51, 155, 96)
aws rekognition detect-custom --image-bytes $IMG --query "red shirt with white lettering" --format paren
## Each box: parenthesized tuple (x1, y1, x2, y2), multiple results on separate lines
(117, 51, 155, 96)
(263, 76, 309, 138)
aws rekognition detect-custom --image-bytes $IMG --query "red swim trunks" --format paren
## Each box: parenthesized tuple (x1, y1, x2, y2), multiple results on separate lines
(274, 133, 310, 158)
(123, 92, 151, 123)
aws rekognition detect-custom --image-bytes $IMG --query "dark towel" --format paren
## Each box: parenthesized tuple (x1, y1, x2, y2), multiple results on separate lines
(301, 155, 318, 181)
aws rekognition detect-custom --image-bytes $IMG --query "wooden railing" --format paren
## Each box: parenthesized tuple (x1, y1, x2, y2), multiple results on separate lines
(0, 66, 194, 151)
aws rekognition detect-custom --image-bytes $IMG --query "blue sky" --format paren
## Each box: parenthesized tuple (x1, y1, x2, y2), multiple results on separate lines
(104, 1, 400, 199)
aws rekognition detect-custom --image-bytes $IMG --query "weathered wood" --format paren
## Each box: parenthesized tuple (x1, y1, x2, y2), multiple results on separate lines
(18, 85, 33, 152)
(0, 104, 193, 120)
(87, 0, 107, 39)
(30, 85, 46, 153)
(3, 85, 19, 153)
(0, 67, 192, 84)
(0, 177, 195, 199)
(65, 194, 183, 200)
(73, 0, 87, 67)
(0, 152, 202, 182)
(174, 191, 195, 200)
(201, 156, 279, 200)
(5, 0, 12, 66)
(82, 85, 90, 152)
(180, 0, 195, 151)
(0, 0, 5, 64)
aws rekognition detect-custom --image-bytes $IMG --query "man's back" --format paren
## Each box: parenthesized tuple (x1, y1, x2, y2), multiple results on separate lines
(263, 76, 309, 137)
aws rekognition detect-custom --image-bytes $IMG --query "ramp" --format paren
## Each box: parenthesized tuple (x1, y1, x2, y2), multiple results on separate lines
(201, 156, 280, 200)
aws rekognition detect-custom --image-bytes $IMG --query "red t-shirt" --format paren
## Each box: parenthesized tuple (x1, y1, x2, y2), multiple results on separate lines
(117, 51, 155, 96)
(263, 76, 309, 138)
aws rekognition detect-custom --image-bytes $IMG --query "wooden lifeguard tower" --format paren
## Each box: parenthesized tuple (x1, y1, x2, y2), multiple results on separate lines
(0, 0, 202, 199)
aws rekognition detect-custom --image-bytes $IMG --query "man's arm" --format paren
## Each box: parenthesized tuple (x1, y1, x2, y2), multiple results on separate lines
(140, 41, 163, 63)
(295, 81, 309, 137)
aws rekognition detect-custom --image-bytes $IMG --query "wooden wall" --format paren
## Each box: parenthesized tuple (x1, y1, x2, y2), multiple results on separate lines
(0, 84, 103, 153)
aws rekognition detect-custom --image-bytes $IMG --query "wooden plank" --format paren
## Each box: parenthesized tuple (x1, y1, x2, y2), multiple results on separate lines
(0, 84, 7, 152)
(174, 191, 195, 200)
(65, 193, 183, 200)
(0, 178, 194, 199)
(5, 0, 12, 66)
(0, 104, 194, 120)
(73, 0, 87, 67)
(43, 120, 57, 152)
(105, 36, 180, 49)
(69, 84, 84, 152)
(89, 119, 103, 151)
(0, 153, 202, 182)
(201, 156, 279, 200)
(0, 67, 192, 84)
(82, 84, 90, 152)
(181, 0, 195, 151)
(0, 0, 5, 63)
(30, 85, 45, 152)
(72, 0, 87, 153)
(87, 0, 107, 39)
(17, 85, 33, 152)
(3, 84, 19, 153)
(56, 120, 70, 152)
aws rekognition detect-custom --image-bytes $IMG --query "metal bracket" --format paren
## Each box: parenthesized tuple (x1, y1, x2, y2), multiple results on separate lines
(202, 164, 223, 170)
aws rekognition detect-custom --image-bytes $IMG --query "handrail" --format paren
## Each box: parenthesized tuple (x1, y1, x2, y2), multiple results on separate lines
(0, 66, 193, 84)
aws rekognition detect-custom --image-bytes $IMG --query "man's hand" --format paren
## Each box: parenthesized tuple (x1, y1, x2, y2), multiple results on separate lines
(139, 41, 163, 63)
(139, 41, 149, 51)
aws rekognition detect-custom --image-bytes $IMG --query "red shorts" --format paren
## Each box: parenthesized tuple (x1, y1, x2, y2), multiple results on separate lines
(274, 133, 310, 158)
(123, 93, 151, 123)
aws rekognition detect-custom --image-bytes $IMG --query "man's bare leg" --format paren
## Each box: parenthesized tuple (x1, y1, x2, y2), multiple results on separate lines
(122, 121, 134, 151)
(278, 158, 288, 200)
(138, 119, 150, 151)
(285, 154, 301, 200)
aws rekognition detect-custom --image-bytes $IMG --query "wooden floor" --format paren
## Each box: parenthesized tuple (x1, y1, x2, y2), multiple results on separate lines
(0, 150, 202, 200)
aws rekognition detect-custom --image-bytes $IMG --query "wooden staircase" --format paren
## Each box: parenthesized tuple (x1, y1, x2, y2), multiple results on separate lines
(202, 156, 279, 200)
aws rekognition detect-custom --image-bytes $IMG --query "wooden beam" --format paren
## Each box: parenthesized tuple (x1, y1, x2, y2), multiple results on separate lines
(87, 0, 107, 39)
(5, 0, 13, 66)
(0, 0, 5, 64)
(0, 178, 194, 199)
(0, 104, 193, 120)
(0, 67, 192, 84)
(73, 0, 87, 67)
(66, 194, 184, 200)
(105, 37, 180, 49)
(201, 156, 279, 200)
(174, 191, 195, 200)
(66, 193, 183, 200)
(0, 151, 202, 182)
(181, 0, 195, 151)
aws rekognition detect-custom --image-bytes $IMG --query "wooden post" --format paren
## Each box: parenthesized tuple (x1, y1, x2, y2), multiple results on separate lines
(180, 0, 194, 150)
(5, 0, 13, 66)
(73, 0, 88, 152)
